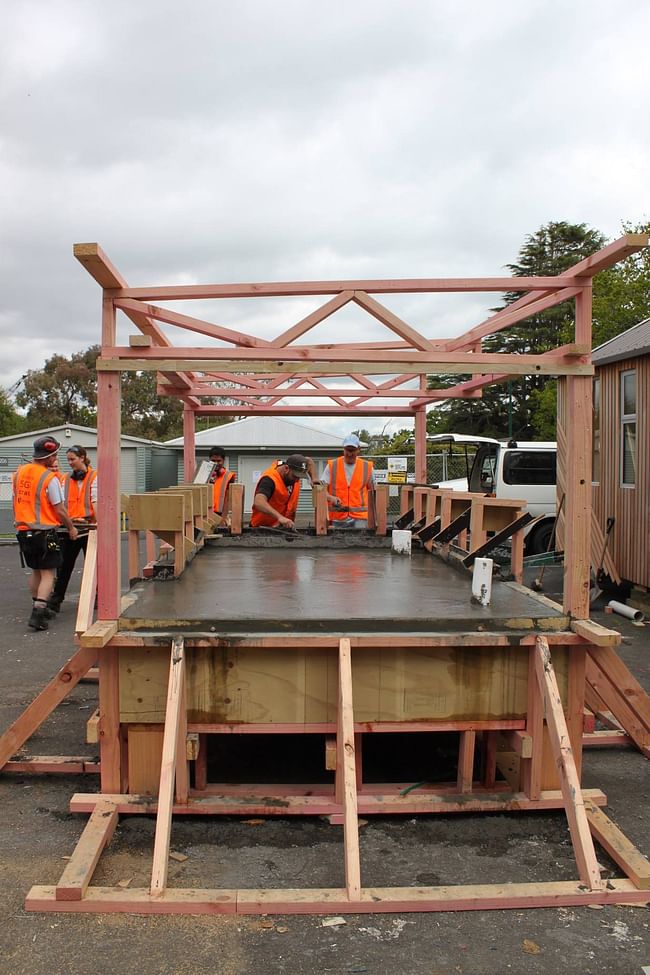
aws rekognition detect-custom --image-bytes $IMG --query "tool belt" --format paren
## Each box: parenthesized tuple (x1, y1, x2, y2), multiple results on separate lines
(17, 529, 60, 567)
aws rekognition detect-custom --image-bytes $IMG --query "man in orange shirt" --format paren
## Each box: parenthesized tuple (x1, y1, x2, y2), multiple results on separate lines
(323, 434, 375, 528)
(48, 444, 97, 613)
(251, 454, 317, 529)
(208, 446, 236, 521)
(12, 436, 79, 630)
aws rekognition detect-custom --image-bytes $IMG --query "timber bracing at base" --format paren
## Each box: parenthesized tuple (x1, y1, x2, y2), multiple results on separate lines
(22, 637, 650, 914)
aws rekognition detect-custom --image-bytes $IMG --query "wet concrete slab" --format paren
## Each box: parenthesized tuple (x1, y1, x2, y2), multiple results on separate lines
(120, 545, 568, 634)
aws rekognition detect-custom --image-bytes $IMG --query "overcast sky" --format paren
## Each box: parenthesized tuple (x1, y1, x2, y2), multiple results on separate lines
(1, 0, 648, 437)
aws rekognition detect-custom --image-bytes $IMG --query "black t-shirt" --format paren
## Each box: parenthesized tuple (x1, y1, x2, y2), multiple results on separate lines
(256, 475, 294, 501)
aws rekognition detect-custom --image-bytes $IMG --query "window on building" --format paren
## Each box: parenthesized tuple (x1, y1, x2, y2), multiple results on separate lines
(620, 370, 637, 487)
(592, 377, 600, 483)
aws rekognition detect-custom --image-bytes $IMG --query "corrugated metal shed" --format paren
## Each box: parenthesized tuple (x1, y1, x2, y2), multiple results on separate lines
(166, 416, 344, 449)
(0, 424, 176, 531)
(167, 417, 358, 516)
(592, 318, 650, 366)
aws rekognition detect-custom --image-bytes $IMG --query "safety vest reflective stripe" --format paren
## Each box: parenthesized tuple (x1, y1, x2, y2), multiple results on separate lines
(328, 457, 374, 521)
(250, 462, 300, 528)
(13, 464, 60, 531)
(213, 470, 235, 514)
(64, 470, 97, 520)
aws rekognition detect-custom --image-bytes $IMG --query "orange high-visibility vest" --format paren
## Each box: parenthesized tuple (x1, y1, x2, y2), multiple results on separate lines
(13, 463, 61, 531)
(250, 462, 300, 528)
(212, 469, 236, 514)
(64, 469, 97, 520)
(328, 457, 374, 521)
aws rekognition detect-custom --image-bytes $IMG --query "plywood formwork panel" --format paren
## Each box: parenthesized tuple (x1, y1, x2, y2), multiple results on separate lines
(119, 644, 570, 725)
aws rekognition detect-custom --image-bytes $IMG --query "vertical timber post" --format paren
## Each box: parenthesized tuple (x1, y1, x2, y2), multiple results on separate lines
(97, 296, 121, 621)
(183, 405, 196, 483)
(563, 288, 593, 619)
(414, 386, 427, 484)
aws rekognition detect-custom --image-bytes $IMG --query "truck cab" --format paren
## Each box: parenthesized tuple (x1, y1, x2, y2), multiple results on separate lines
(429, 434, 558, 555)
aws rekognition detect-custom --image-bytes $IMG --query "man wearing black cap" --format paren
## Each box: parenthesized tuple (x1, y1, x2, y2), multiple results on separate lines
(250, 454, 317, 529)
(12, 436, 79, 630)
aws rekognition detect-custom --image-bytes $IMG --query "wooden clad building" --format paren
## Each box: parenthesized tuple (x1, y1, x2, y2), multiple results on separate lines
(592, 319, 650, 590)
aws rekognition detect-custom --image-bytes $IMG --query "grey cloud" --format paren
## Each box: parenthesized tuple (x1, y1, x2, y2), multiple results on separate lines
(1, 0, 649, 432)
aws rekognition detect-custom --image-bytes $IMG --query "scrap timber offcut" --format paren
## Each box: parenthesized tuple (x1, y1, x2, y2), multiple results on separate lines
(4, 237, 650, 915)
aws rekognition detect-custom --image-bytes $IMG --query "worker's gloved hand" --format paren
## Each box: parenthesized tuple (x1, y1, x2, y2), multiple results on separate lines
(334, 499, 342, 508)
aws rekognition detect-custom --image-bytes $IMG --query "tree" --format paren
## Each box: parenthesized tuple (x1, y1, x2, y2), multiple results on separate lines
(428, 222, 608, 439)
(593, 220, 650, 346)
(121, 370, 184, 440)
(16, 347, 98, 427)
(0, 389, 26, 437)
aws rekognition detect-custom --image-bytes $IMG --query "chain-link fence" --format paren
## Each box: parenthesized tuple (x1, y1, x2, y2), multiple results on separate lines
(368, 453, 472, 515)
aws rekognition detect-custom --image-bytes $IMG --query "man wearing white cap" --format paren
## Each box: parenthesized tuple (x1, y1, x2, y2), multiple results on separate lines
(322, 434, 375, 528)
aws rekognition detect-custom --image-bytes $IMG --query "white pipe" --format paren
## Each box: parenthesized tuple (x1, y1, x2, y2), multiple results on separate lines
(607, 600, 645, 623)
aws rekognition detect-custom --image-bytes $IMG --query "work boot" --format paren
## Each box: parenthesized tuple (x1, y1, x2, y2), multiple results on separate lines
(35, 601, 56, 620)
(27, 605, 49, 631)
(47, 597, 62, 614)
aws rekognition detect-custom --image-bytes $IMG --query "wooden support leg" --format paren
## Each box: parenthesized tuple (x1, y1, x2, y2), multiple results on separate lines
(194, 733, 208, 791)
(481, 732, 497, 789)
(313, 483, 328, 535)
(175, 661, 189, 804)
(521, 646, 544, 800)
(0, 645, 97, 770)
(128, 530, 140, 581)
(55, 799, 118, 901)
(457, 731, 476, 793)
(566, 645, 586, 780)
(400, 486, 413, 517)
(151, 637, 186, 896)
(510, 517, 525, 584)
(99, 646, 121, 794)
(337, 638, 361, 901)
(173, 531, 185, 577)
(534, 636, 604, 890)
(375, 484, 388, 536)
(230, 484, 244, 535)
(146, 530, 157, 563)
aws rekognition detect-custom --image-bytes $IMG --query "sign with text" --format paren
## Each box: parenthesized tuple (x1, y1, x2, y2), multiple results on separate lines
(387, 456, 408, 484)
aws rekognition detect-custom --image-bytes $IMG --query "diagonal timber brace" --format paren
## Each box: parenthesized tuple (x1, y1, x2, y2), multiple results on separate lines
(533, 636, 604, 890)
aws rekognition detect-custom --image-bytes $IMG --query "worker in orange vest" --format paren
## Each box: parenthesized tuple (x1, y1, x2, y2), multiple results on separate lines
(251, 454, 317, 529)
(47, 445, 97, 613)
(12, 436, 79, 630)
(322, 434, 375, 528)
(208, 446, 236, 521)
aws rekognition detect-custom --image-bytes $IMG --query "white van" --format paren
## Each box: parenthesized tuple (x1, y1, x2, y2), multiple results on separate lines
(428, 434, 557, 555)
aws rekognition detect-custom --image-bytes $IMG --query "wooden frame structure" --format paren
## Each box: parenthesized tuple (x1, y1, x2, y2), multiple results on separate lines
(6, 236, 650, 915)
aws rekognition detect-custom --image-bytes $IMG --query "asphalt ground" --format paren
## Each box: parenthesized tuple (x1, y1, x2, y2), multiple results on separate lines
(0, 540, 648, 975)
